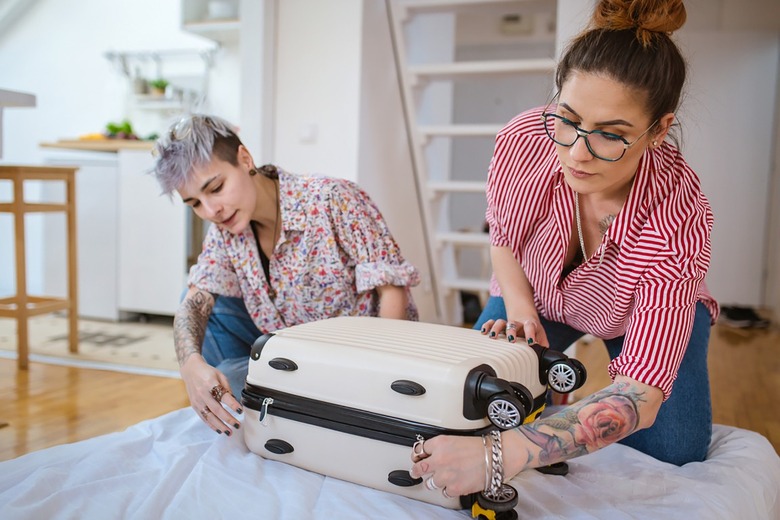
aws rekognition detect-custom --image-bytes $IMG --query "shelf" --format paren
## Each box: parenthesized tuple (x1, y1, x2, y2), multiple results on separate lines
(428, 180, 486, 194)
(183, 19, 240, 43)
(132, 94, 190, 112)
(419, 124, 503, 137)
(0, 88, 36, 107)
(436, 231, 490, 246)
(440, 277, 491, 292)
(409, 58, 556, 79)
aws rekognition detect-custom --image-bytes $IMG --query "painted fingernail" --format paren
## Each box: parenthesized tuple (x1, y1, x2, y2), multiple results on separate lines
(480, 327, 486, 333)
(489, 331, 496, 338)
(508, 334, 515, 342)
(234, 423, 240, 429)
(527, 338, 534, 345)
(225, 430, 232, 437)
(237, 408, 243, 414)
(216, 430, 222, 435)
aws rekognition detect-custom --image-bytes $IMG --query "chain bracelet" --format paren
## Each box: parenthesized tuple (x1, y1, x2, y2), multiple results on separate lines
(487, 430, 504, 497)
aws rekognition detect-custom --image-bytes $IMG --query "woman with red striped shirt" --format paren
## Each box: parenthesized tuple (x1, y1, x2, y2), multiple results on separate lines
(411, 0, 720, 502)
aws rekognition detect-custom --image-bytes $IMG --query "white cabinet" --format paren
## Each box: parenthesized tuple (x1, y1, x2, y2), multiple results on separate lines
(117, 151, 188, 316)
(43, 153, 121, 320)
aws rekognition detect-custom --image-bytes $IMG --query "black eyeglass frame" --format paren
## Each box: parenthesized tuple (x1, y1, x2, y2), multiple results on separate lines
(540, 95, 658, 162)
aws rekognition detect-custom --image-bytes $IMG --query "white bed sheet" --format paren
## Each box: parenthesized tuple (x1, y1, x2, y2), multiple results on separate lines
(1, 408, 778, 520)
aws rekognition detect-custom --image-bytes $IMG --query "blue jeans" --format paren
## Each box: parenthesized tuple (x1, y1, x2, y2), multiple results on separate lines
(474, 297, 713, 465)
(200, 296, 263, 399)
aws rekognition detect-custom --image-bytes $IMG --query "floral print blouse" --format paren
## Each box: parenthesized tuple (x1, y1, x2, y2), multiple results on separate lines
(188, 169, 420, 332)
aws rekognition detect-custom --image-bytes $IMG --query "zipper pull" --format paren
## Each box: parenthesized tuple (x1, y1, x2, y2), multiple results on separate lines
(258, 397, 274, 425)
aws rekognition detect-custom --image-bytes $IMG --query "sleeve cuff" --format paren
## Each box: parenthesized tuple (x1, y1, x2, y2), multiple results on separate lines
(355, 261, 421, 293)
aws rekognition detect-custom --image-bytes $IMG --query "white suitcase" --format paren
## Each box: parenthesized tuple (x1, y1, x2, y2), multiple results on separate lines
(241, 316, 586, 513)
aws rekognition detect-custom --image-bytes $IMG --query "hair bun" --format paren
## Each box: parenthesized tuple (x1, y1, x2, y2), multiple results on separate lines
(592, 0, 686, 46)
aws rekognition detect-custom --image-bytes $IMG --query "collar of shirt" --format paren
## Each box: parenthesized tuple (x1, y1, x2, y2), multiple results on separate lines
(550, 149, 659, 256)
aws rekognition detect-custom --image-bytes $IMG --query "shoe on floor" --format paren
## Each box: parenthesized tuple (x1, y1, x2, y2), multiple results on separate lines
(719, 305, 770, 329)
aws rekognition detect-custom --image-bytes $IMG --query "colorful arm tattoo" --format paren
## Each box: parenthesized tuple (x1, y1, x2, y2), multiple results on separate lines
(173, 290, 214, 367)
(517, 381, 645, 466)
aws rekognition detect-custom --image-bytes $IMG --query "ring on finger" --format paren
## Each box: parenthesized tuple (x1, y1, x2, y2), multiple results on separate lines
(425, 477, 440, 491)
(200, 408, 210, 418)
(210, 384, 227, 402)
(442, 488, 453, 499)
(412, 436, 430, 459)
(506, 323, 517, 330)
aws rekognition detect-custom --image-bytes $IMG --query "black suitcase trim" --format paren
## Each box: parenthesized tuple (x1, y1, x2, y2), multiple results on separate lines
(243, 383, 496, 447)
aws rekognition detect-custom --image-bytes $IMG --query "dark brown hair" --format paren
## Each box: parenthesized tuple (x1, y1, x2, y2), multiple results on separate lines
(556, 0, 687, 125)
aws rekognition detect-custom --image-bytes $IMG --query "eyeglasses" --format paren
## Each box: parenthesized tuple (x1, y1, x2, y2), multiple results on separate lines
(540, 96, 657, 162)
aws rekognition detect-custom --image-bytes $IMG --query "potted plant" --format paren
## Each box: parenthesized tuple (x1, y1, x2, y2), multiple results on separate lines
(148, 78, 169, 97)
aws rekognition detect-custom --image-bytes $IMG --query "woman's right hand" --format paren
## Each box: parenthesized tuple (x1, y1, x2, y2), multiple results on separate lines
(180, 354, 243, 436)
(480, 315, 549, 347)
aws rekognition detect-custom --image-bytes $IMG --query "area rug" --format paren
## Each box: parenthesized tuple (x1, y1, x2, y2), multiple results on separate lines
(0, 314, 179, 377)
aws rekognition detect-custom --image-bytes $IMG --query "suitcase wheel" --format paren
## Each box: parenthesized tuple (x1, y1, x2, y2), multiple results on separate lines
(487, 393, 526, 430)
(547, 360, 584, 393)
(535, 461, 569, 476)
(477, 483, 519, 512)
(264, 438, 294, 455)
(268, 357, 299, 371)
(390, 379, 426, 396)
(387, 469, 423, 487)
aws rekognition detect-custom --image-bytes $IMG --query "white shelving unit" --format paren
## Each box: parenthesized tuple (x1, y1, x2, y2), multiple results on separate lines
(105, 48, 218, 120)
(388, 0, 558, 324)
(181, 0, 240, 44)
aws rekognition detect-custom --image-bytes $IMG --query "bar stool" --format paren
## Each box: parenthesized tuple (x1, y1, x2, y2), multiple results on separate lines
(0, 165, 78, 369)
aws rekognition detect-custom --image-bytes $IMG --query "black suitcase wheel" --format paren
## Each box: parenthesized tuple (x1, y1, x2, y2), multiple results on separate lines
(547, 360, 582, 393)
(477, 483, 519, 512)
(569, 359, 587, 387)
(487, 393, 526, 430)
(535, 461, 569, 476)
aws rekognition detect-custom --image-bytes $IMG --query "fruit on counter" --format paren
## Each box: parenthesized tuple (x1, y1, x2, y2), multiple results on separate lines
(77, 120, 160, 141)
(78, 133, 108, 140)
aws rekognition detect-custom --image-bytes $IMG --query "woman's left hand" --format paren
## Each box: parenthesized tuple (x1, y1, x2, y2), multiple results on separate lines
(409, 435, 487, 498)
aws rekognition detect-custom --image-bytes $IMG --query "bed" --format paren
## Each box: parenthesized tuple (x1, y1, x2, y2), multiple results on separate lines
(1, 407, 778, 519)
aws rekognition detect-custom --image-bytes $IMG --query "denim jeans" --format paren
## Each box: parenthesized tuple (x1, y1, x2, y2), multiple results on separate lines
(473, 297, 713, 465)
(199, 296, 263, 399)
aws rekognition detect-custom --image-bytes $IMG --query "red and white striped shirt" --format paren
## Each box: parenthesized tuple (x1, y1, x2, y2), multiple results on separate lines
(486, 107, 719, 400)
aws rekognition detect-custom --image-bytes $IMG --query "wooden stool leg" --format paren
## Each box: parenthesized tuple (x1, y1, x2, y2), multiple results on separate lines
(67, 175, 78, 354)
(13, 176, 29, 369)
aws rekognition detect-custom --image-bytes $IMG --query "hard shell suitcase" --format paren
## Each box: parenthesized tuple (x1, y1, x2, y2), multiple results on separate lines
(241, 316, 586, 512)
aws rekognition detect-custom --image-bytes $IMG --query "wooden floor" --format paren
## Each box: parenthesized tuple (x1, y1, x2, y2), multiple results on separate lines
(0, 322, 777, 462)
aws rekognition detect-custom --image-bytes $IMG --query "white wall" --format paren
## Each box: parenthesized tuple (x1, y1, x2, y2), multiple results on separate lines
(273, 0, 438, 321)
(272, 0, 362, 179)
(677, 31, 779, 306)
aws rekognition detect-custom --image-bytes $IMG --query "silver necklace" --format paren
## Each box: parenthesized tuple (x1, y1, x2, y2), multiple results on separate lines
(575, 193, 605, 269)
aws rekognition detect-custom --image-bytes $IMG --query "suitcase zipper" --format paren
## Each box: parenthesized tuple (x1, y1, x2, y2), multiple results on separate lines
(258, 397, 274, 424)
(243, 384, 492, 447)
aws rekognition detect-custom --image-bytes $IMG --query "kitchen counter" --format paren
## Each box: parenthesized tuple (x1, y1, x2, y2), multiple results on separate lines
(41, 139, 155, 153)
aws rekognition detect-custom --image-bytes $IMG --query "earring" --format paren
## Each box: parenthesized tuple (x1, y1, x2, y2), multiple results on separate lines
(652, 140, 658, 147)
(249, 168, 258, 176)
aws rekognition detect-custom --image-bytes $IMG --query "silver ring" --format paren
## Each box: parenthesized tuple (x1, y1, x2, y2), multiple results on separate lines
(442, 488, 452, 499)
(506, 323, 517, 329)
(412, 436, 430, 460)
(200, 408, 210, 418)
(425, 477, 439, 491)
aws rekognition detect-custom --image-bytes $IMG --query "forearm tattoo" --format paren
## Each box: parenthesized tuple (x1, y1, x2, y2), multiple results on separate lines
(517, 381, 644, 467)
(173, 290, 214, 367)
